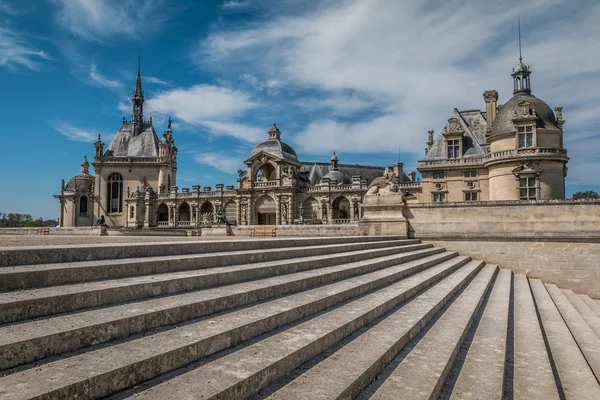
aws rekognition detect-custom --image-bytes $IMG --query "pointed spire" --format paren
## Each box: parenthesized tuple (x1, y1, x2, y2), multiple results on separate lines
(132, 52, 144, 134)
(81, 156, 90, 175)
(511, 16, 532, 95)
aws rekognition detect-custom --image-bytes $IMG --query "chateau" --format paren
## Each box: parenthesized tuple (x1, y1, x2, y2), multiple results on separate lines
(56, 54, 569, 228)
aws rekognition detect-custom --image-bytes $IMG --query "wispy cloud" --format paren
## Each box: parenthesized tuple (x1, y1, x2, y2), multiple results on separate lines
(193, 151, 245, 173)
(197, 0, 600, 188)
(145, 84, 264, 142)
(52, 0, 168, 42)
(51, 121, 109, 143)
(221, 1, 251, 10)
(89, 63, 123, 89)
(0, 27, 51, 71)
(146, 76, 169, 85)
(0, 0, 18, 15)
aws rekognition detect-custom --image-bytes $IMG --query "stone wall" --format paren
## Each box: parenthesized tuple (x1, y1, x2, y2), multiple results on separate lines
(404, 199, 600, 298)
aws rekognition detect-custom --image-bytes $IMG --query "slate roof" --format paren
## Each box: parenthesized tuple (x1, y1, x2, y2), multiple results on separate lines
(104, 122, 159, 157)
(298, 162, 407, 187)
(249, 139, 299, 163)
(490, 92, 560, 135)
(422, 109, 488, 161)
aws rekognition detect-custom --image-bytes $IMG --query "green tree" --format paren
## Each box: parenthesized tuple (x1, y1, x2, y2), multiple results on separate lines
(24, 220, 45, 227)
(572, 190, 600, 200)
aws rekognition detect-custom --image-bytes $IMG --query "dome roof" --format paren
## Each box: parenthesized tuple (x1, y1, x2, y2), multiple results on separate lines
(249, 124, 299, 163)
(66, 173, 94, 192)
(322, 170, 350, 184)
(490, 92, 561, 135)
(250, 140, 298, 162)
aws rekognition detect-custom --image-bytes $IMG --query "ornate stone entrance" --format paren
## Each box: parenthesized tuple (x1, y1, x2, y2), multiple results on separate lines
(255, 195, 276, 225)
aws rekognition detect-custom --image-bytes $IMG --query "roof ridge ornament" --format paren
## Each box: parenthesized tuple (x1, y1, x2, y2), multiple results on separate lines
(511, 15, 532, 95)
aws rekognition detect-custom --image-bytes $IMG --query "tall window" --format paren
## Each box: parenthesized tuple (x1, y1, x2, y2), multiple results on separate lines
(447, 139, 461, 159)
(465, 192, 478, 201)
(519, 177, 537, 200)
(433, 193, 445, 202)
(518, 126, 533, 148)
(79, 196, 88, 214)
(433, 171, 445, 180)
(108, 173, 123, 213)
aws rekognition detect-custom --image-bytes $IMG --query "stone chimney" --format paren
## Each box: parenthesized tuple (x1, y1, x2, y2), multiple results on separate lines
(408, 172, 417, 182)
(483, 90, 498, 133)
(393, 162, 404, 182)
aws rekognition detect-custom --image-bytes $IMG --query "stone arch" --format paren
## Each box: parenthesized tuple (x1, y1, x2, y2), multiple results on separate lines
(199, 201, 214, 225)
(157, 203, 169, 222)
(254, 194, 276, 225)
(253, 161, 277, 182)
(224, 200, 237, 225)
(178, 202, 191, 222)
(332, 196, 351, 220)
(301, 197, 319, 220)
(79, 196, 88, 214)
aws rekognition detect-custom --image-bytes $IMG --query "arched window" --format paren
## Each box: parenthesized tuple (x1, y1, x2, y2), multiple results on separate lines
(79, 196, 88, 214)
(108, 173, 123, 213)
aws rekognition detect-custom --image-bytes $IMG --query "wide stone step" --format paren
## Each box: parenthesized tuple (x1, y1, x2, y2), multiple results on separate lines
(125, 257, 475, 400)
(0, 249, 451, 370)
(529, 280, 600, 400)
(512, 274, 559, 399)
(545, 283, 600, 381)
(563, 289, 600, 339)
(580, 294, 600, 318)
(0, 239, 419, 290)
(0, 251, 461, 399)
(261, 260, 484, 400)
(449, 268, 511, 400)
(369, 266, 497, 400)
(0, 235, 403, 267)
(0, 243, 435, 324)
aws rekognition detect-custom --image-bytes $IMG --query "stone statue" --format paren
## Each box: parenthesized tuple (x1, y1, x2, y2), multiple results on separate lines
(167, 117, 172, 129)
(241, 204, 247, 223)
(215, 208, 228, 225)
(282, 204, 288, 222)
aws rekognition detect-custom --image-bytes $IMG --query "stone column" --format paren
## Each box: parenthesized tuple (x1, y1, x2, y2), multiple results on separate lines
(327, 199, 333, 224)
(288, 196, 293, 225)
(350, 200, 356, 222)
(248, 197, 254, 225)
(275, 194, 281, 225)
(236, 197, 242, 226)
(144, 201, 150, 228)
(71, 198, 76, 227)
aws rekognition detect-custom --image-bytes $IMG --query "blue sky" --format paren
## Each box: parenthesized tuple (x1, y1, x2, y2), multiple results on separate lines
(1, 0, 599, 219)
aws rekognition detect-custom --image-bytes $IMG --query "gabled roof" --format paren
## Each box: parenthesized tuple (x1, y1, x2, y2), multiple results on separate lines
(421, 109, 488, 161)
(104, 122, 159, 157)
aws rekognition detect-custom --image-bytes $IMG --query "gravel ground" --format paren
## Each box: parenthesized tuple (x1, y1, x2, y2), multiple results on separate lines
(0, 235, 244, 248)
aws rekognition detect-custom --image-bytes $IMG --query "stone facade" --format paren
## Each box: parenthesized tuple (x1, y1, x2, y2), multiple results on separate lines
(56, 54, 570, 229)
(417, 57, 568, 203)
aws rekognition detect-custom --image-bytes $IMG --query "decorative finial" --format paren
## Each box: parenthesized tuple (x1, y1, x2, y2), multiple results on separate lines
(273, 122, 277, 127)
(168, 117, 172, 129)
(97, 134, 101, 141)
(137, 49, 141, 75)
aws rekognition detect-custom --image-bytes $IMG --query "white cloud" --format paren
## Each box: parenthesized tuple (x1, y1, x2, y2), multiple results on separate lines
(52, 122, 109, 143)
(146, 76, 169, 85)
(0, 0, 18, 15)
(145, 84, 264, 142)
(0, 27, 51, 71)
(89, 63, 123, 89)
(221, 1, 251, 10)
(193, 151, 245, 173)
(52, 0, 167, 41)
(197, 0, 600, 187)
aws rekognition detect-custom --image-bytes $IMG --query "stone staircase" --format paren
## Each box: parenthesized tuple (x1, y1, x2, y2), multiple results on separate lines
(0, 237, 599, 399)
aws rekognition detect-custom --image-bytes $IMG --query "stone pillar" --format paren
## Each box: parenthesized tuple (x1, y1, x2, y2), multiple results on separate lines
(275, 195, 281, 225)
(288, 196, 293, 225)
(327, 199, 333, 224)
(236, 197, 242, 226)
(71, 198, 76, 227)
(144, 201, 151, 228)
(350, 200, 356, 222)
(248, 197, 254, 225)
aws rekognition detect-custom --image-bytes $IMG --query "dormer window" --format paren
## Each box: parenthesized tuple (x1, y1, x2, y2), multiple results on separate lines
(447, 139, 461, 159)
(517, 126, 534, 148)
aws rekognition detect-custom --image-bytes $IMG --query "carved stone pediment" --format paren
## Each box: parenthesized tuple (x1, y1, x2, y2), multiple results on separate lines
(513, 101, 538, 120)
(445, 117, 464, 135)
(512, 162, 543, 176)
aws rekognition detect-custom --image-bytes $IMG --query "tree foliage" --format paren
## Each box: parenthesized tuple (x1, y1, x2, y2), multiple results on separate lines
(0, 213, 57, 227)
(571, 191, 600, 200)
